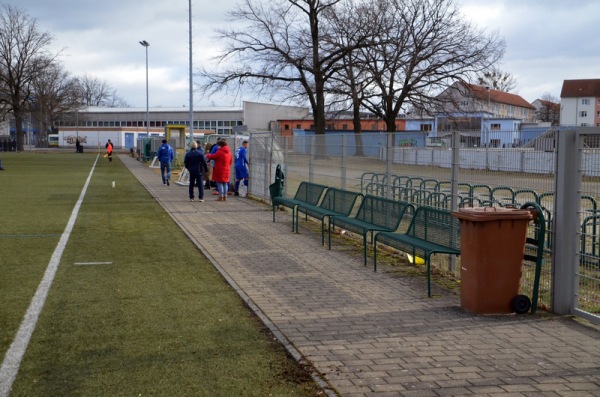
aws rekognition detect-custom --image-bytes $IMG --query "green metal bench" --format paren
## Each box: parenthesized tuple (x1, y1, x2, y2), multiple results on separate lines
(330, 195, 414, 266)
(296, 188, 363, 245)
(374, 206, 461, 297)
(272, 181, 328, 232)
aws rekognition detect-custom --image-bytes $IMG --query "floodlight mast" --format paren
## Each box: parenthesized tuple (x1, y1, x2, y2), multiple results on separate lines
(139, 40, 150, 137)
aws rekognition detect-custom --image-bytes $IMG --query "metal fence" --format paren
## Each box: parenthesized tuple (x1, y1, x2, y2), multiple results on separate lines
(247, 129, 600, 322)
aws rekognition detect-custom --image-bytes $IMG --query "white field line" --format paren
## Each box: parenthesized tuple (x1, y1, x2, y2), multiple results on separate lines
(0, 155, 99, 397)
(74, 262, 113, 266)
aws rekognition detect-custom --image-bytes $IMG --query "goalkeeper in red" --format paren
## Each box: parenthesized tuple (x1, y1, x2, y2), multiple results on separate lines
(234, 140, 249, 196)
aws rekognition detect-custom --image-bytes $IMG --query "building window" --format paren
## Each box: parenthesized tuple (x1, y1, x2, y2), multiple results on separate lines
(420, 124, 432, 132)
(296, 124, 301, 129)
(582, 98, 590, 105)
(460, 100, 469, 107)
(491, 123, 501, 130)
(284, 124, 290, 130)
(580, 111, 587, 118)
(342, 124, 348, 130)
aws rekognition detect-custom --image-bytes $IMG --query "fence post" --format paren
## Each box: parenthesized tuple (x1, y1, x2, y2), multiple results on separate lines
(552, 129, 581, 314)
(309, 134, 315, 183)
(448, 130, 460, 272)
(341, 134, 347, 190)
(386, 133, 393, 199)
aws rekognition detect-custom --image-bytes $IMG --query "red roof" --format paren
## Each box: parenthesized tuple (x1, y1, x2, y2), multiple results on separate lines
(560, 79, 600, 98)
(465, 83, 535, 109)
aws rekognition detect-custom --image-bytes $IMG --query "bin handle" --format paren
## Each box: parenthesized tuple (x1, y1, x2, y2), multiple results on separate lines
(482, 207, 498, 212)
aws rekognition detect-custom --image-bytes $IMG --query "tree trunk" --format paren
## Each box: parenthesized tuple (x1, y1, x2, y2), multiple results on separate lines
(385, 117, 397, 133)
(352, 99, 365, 156)
(313, 76, 328, 159)
(15, 113, 24, 151)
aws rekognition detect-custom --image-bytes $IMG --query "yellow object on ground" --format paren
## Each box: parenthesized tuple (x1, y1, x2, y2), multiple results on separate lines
(406, 253, 425, 265)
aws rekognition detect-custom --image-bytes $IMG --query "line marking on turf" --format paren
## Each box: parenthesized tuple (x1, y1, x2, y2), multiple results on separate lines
(74, 262, 113, 266)
(0, 155, 99, 397)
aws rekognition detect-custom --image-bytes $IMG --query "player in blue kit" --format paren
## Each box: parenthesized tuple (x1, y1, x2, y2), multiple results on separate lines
(234, 140, 249, 196)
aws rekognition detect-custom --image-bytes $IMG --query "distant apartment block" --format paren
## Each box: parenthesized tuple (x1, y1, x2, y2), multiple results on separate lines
(560, 79, 600, 127)
(436, 82, 535, 123)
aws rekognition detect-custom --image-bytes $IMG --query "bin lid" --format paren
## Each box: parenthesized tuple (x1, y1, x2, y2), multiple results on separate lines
(452, 206, 534, 222)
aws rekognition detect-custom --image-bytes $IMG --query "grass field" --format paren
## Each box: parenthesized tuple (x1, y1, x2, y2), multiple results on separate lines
(0, 152, 323, 396)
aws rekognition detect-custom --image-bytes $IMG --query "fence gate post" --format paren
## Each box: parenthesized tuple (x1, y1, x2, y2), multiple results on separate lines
(553, 129, 581, 314)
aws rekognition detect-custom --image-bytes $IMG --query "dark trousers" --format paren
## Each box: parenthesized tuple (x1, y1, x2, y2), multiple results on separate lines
(189, 173, 204, 200)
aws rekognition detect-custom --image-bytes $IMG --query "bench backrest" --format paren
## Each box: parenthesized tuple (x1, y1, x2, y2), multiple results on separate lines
(355, 195, 413, 230)
(319, 188, 362, 216)
(407, 206, 461, 250)
(293, 182, 328, 206)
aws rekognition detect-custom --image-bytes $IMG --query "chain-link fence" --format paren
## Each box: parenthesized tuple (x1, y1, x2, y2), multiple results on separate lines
(248, 128, 600, 322)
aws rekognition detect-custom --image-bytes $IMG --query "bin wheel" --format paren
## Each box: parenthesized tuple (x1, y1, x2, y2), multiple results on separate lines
(511, 294, 531, 314)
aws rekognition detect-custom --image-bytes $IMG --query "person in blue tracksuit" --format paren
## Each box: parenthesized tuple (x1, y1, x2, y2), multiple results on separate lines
(234, 140, 249, 196)
(156, 139, 174, 186)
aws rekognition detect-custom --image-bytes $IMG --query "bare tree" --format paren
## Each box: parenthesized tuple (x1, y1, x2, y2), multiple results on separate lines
(325, 1, 383, 155)
(198, 0, 371, 155)
(0, 5, 57, 151)
(476, 67, 517, 92)
(29, 61, 81, 147)
(76, 74, 129, 107)
(536, 93, 560, 126)
(359, 0, 505, 132)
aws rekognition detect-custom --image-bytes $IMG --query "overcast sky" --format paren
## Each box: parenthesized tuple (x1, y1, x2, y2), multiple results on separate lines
(7, 0, 600, 108)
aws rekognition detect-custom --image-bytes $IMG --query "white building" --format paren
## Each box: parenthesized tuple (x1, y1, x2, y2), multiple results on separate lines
(559, 79, 600, 127)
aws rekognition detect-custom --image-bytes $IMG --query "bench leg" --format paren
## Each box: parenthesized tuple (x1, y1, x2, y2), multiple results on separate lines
(363, 233, 368, 266)
(427, 259, 431, 297)
(373, 240, 378, 272)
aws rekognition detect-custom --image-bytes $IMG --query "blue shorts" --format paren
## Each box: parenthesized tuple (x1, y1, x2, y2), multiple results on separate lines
(235, 164, 249, 179)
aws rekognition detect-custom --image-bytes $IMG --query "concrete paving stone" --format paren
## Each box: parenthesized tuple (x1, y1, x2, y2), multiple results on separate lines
(432, 378, 473, 389)
(534, 383, 581, 392)
(394, 390, 438, 397)
(467, 385, 509, 393)
(121, 155, 600, 397)
(557, 392, 600, 397)
(369, 382, 409, 392)
(416, 373, 452, 383)
(432, 386, 472, 396)
(567, 383, 600, 395)
(501, 384, 541, 392)
(447, 371, 484, 380)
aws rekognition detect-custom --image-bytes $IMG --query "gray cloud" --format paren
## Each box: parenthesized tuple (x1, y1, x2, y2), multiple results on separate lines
(6, 0, 599, 107)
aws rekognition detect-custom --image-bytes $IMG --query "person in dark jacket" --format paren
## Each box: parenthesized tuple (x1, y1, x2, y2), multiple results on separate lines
(183, 140, 208, 202)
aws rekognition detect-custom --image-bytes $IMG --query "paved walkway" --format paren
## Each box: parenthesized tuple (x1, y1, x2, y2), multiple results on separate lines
(121, 155, 600, 397)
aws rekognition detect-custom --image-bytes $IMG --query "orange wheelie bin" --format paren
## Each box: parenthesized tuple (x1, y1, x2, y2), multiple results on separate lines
(452, 207, 534, 314)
